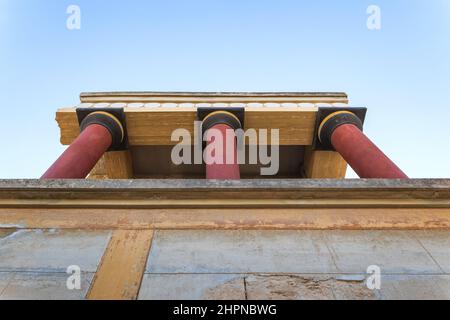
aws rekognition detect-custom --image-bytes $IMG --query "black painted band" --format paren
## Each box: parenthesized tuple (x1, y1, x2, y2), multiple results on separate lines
(202, 111, 243, 134)
(80, 112, 124, 148)
(318, 112, 363, 149)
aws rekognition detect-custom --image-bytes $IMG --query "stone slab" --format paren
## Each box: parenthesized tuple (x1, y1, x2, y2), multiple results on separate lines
(147, 230, 337, 274)
(379, 275, 450, 300)
(2, 178, 448, 191)
(138, 274, 245, 300)
(413, 231, 450, 273)
(0, 229, 111, 272)
(0, 272, 94, 300)
(138, 273, 450, 300)
(0, 272, 13, 296)
(323, 231, 441, 274)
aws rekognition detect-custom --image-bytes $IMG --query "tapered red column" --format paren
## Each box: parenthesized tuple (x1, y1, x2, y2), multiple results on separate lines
(331, 124, 408, 178)
(42, 111, 125, 179)
(202, 111, 242, 180)
(205, 123, 240, 180)
(42, 125, 112, 179)
(319, 111, 408, 179)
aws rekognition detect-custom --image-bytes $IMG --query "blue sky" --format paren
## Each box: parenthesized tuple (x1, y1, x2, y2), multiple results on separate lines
(0, 0, 449, 178)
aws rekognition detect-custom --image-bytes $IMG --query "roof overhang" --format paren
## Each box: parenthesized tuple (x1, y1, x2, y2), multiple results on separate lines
(55, 92, 352, 179)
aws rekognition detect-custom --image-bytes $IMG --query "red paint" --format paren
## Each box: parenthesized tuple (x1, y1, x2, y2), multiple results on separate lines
(331, 124, 408, 179)
(205, 123, 240, 180)
(41, 124, 112, 179)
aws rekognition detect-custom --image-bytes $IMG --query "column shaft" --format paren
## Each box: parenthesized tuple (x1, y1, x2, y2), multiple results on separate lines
(331, 123, 408, 179)
(41, 124, 112, 179)
(205, 123, 240, 180)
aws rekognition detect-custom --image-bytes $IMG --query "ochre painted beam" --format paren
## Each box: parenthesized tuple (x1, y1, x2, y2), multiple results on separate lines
(103, 151, 134, 179)
(87, 155, 108, 180)
(1, 208, 450, 230)
(303, 147, 347, 178)
(86, 230, 153, 300)
(88, 151, 134, 179)
(56, 106, 318, 146)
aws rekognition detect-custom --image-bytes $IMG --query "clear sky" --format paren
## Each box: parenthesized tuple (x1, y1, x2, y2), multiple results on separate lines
(0, 0, 449, 178)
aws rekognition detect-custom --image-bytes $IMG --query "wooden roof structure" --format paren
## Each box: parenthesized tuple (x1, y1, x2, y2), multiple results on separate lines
(56, 92, 350, 179)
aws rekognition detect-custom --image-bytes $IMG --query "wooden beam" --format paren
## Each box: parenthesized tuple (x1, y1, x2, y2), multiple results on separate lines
(86, 230, 153, 300)
(303, 147, 348, 179)
(80, 91, 349, 104)
(103, 151, 134, 179)
(87, 155, 108, 180)
(1, 207, 450, 230)
(87, 151, 133, 179)
(56, 106, 319, 146)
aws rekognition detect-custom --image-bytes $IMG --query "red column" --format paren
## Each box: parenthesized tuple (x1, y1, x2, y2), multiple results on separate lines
(41, 124, 112, 179)
(205, 123, 240, 180)
(331, 124, 408, 179)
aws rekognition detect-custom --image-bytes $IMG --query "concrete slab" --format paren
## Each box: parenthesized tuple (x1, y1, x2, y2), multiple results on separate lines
(0, 229, 111, 273)
(245, 275, 376, 300)
(147, 230, 337, 274)
(0, 272, 94, 300)
(413, 231, 450, 273)
(138, 274, 245, 300)
(323, 231, 441, 274)
(379, 275, 450, 300)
